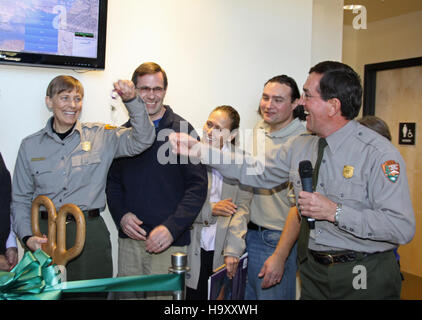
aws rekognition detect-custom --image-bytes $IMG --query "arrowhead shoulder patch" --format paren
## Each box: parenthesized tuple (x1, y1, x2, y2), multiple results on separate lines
(382, 160, 400, 183)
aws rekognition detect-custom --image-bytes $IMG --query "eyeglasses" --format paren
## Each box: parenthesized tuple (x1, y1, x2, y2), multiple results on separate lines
(135, 86, 165, 94)
(301, 92, 320, 101)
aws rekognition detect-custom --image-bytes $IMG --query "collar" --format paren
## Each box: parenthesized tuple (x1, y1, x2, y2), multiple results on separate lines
(155, 105, 173, 129)
(325, 120, 356, 154)
(42, 117, 82, 141)
(257, 118, 304, 138)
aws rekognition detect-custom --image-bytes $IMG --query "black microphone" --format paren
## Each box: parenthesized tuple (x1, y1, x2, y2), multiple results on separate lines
(298, 160, 315, 229)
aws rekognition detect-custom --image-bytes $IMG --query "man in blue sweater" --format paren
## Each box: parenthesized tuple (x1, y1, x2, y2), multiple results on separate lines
(106, 62, 208, 299)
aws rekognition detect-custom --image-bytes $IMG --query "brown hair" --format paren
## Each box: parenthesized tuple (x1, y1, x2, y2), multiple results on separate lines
(211, 105, 240, 145)
(46, 75, 84, 98)
(358, 115, 392, 141)
(212, 105, 240, 131)
(131, 62, 168, 89)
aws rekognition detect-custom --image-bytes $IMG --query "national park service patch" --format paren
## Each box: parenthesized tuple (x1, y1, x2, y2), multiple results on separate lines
(382, 160, 400, 183)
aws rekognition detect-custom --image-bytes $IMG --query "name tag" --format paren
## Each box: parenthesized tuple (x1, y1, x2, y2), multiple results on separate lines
(31, 157, 46, 162)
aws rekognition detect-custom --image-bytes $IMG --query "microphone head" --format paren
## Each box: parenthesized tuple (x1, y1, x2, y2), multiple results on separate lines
(299, 160, 313, 178)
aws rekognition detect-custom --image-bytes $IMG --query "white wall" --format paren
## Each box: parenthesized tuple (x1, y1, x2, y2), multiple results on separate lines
(0, 0, 343, 275)
(311, 0, 344, 66)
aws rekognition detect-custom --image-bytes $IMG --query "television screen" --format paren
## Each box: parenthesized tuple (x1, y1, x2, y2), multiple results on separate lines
(0, 0, 107, 70)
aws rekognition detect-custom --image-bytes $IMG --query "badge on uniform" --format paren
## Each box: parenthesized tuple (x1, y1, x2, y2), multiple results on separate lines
(382, 160, 400, 183)
(104, 124, 117, 130)
(343, 165, 354, 179)
(81, 141, 91, 152)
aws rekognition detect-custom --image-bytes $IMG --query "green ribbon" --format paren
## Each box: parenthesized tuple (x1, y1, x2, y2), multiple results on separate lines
(0, 250, 183, 300)
(0, 250, 61, 300)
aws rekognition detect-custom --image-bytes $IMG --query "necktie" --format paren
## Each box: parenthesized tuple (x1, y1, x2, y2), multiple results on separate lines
(312, 138, 328, 191)
(297, 137, 328, 263)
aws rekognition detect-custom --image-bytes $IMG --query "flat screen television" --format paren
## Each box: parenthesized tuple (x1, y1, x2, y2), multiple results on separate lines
(0, 0, 107, 70)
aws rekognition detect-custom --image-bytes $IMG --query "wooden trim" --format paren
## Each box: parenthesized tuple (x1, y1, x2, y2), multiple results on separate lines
(363, 57, 422, 116)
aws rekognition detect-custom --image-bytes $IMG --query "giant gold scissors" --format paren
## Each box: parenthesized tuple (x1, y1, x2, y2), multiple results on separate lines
(31, 195, 86, 266)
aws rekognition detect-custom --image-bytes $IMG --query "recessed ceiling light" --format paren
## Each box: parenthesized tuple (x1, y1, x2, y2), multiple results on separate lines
(344, 5, 363, 10)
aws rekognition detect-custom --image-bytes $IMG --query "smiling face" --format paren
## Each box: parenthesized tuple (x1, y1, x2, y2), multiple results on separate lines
(301, 72, 332, 137)
(259, 82, 296, 132)
(135, 72, 167, 121)
(46, 89, 83, 133)
(202, 109, 234, 149)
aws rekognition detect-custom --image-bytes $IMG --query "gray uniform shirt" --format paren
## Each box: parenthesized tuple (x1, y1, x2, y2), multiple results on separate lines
(249, 118, 305, 230)
(12, 96, 155, 239)
(202, 120, 415, 253)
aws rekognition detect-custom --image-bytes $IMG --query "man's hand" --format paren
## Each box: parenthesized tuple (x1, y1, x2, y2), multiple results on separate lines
(0, 254, 11, 271)
(212, 198, 237, 217)
(297, 191, 337, 222)
(26, 235, 48, 252)
(224, 256, 239, 279)
(113, 80, 136, 102)
(5, 247, 18, 269)
(258, 253, 285, 289)
(169, 132, 202, 158)
(120, 212, 147, 240)
(146, 225, 174, 253)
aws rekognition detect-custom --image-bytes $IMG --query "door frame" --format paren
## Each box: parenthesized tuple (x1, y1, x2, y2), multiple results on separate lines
(363, 56, 422, 115)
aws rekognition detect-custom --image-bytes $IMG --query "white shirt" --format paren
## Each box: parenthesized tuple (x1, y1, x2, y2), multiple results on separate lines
(200, 144, 227, 251)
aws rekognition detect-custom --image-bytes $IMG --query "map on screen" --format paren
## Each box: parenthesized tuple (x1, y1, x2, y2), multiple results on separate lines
(0, 0, 100, 59)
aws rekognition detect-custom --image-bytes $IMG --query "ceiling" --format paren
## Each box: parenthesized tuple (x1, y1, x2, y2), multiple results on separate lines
(343, 0, 422, 25)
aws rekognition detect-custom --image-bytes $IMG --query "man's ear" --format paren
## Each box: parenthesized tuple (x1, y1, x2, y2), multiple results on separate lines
(291, 98, 300, 112)
(328, 97, 341, 117)
(229, 128, 239, 144)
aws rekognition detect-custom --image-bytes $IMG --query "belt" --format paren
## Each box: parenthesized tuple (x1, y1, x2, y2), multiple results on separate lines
(40, 208, 100, 222)
(309, 250, 372, 266)
(247, 221, 269, 232)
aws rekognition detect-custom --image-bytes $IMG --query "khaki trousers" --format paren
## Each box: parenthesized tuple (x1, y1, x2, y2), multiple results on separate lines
(115, 237, 187, 300)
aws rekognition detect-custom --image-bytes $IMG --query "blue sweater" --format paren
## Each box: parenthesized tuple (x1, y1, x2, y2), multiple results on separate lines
(106, 106, 208, 246)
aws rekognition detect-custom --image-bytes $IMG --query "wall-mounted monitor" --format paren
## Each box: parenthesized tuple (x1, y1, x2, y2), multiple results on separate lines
(0, 0, 107, 70)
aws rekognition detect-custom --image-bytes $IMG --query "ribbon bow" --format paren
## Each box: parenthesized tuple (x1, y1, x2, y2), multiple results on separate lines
(1, 250, 184, 300)
(0, 250, 62, 300)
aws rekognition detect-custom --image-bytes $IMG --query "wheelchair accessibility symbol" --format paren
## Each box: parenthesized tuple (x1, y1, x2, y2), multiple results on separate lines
(399, 123, 416, 145)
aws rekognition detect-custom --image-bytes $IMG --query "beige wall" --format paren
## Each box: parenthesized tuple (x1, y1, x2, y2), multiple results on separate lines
(343, 9, 422, 91)
(343, 10, 422, 276)
(311, 0, 344, 66)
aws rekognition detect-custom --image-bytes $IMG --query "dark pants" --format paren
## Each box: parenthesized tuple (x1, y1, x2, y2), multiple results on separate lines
(40, 213, 113, 299)
(186, 249, 214, 300)
(299, 249, 401, 299)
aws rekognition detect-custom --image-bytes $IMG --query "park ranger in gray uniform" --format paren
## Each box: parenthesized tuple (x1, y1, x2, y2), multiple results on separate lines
(12, 75, 155, 298)
(170, 61, 415, 299)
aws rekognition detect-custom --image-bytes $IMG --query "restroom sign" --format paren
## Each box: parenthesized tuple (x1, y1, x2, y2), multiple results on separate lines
(399, 123, 416, 145)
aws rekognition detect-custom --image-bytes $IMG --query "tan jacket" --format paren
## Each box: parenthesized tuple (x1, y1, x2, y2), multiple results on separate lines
(186, 170, 252, 290)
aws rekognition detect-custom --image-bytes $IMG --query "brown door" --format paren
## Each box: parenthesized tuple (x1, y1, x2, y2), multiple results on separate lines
(375, 65, 422, 277)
